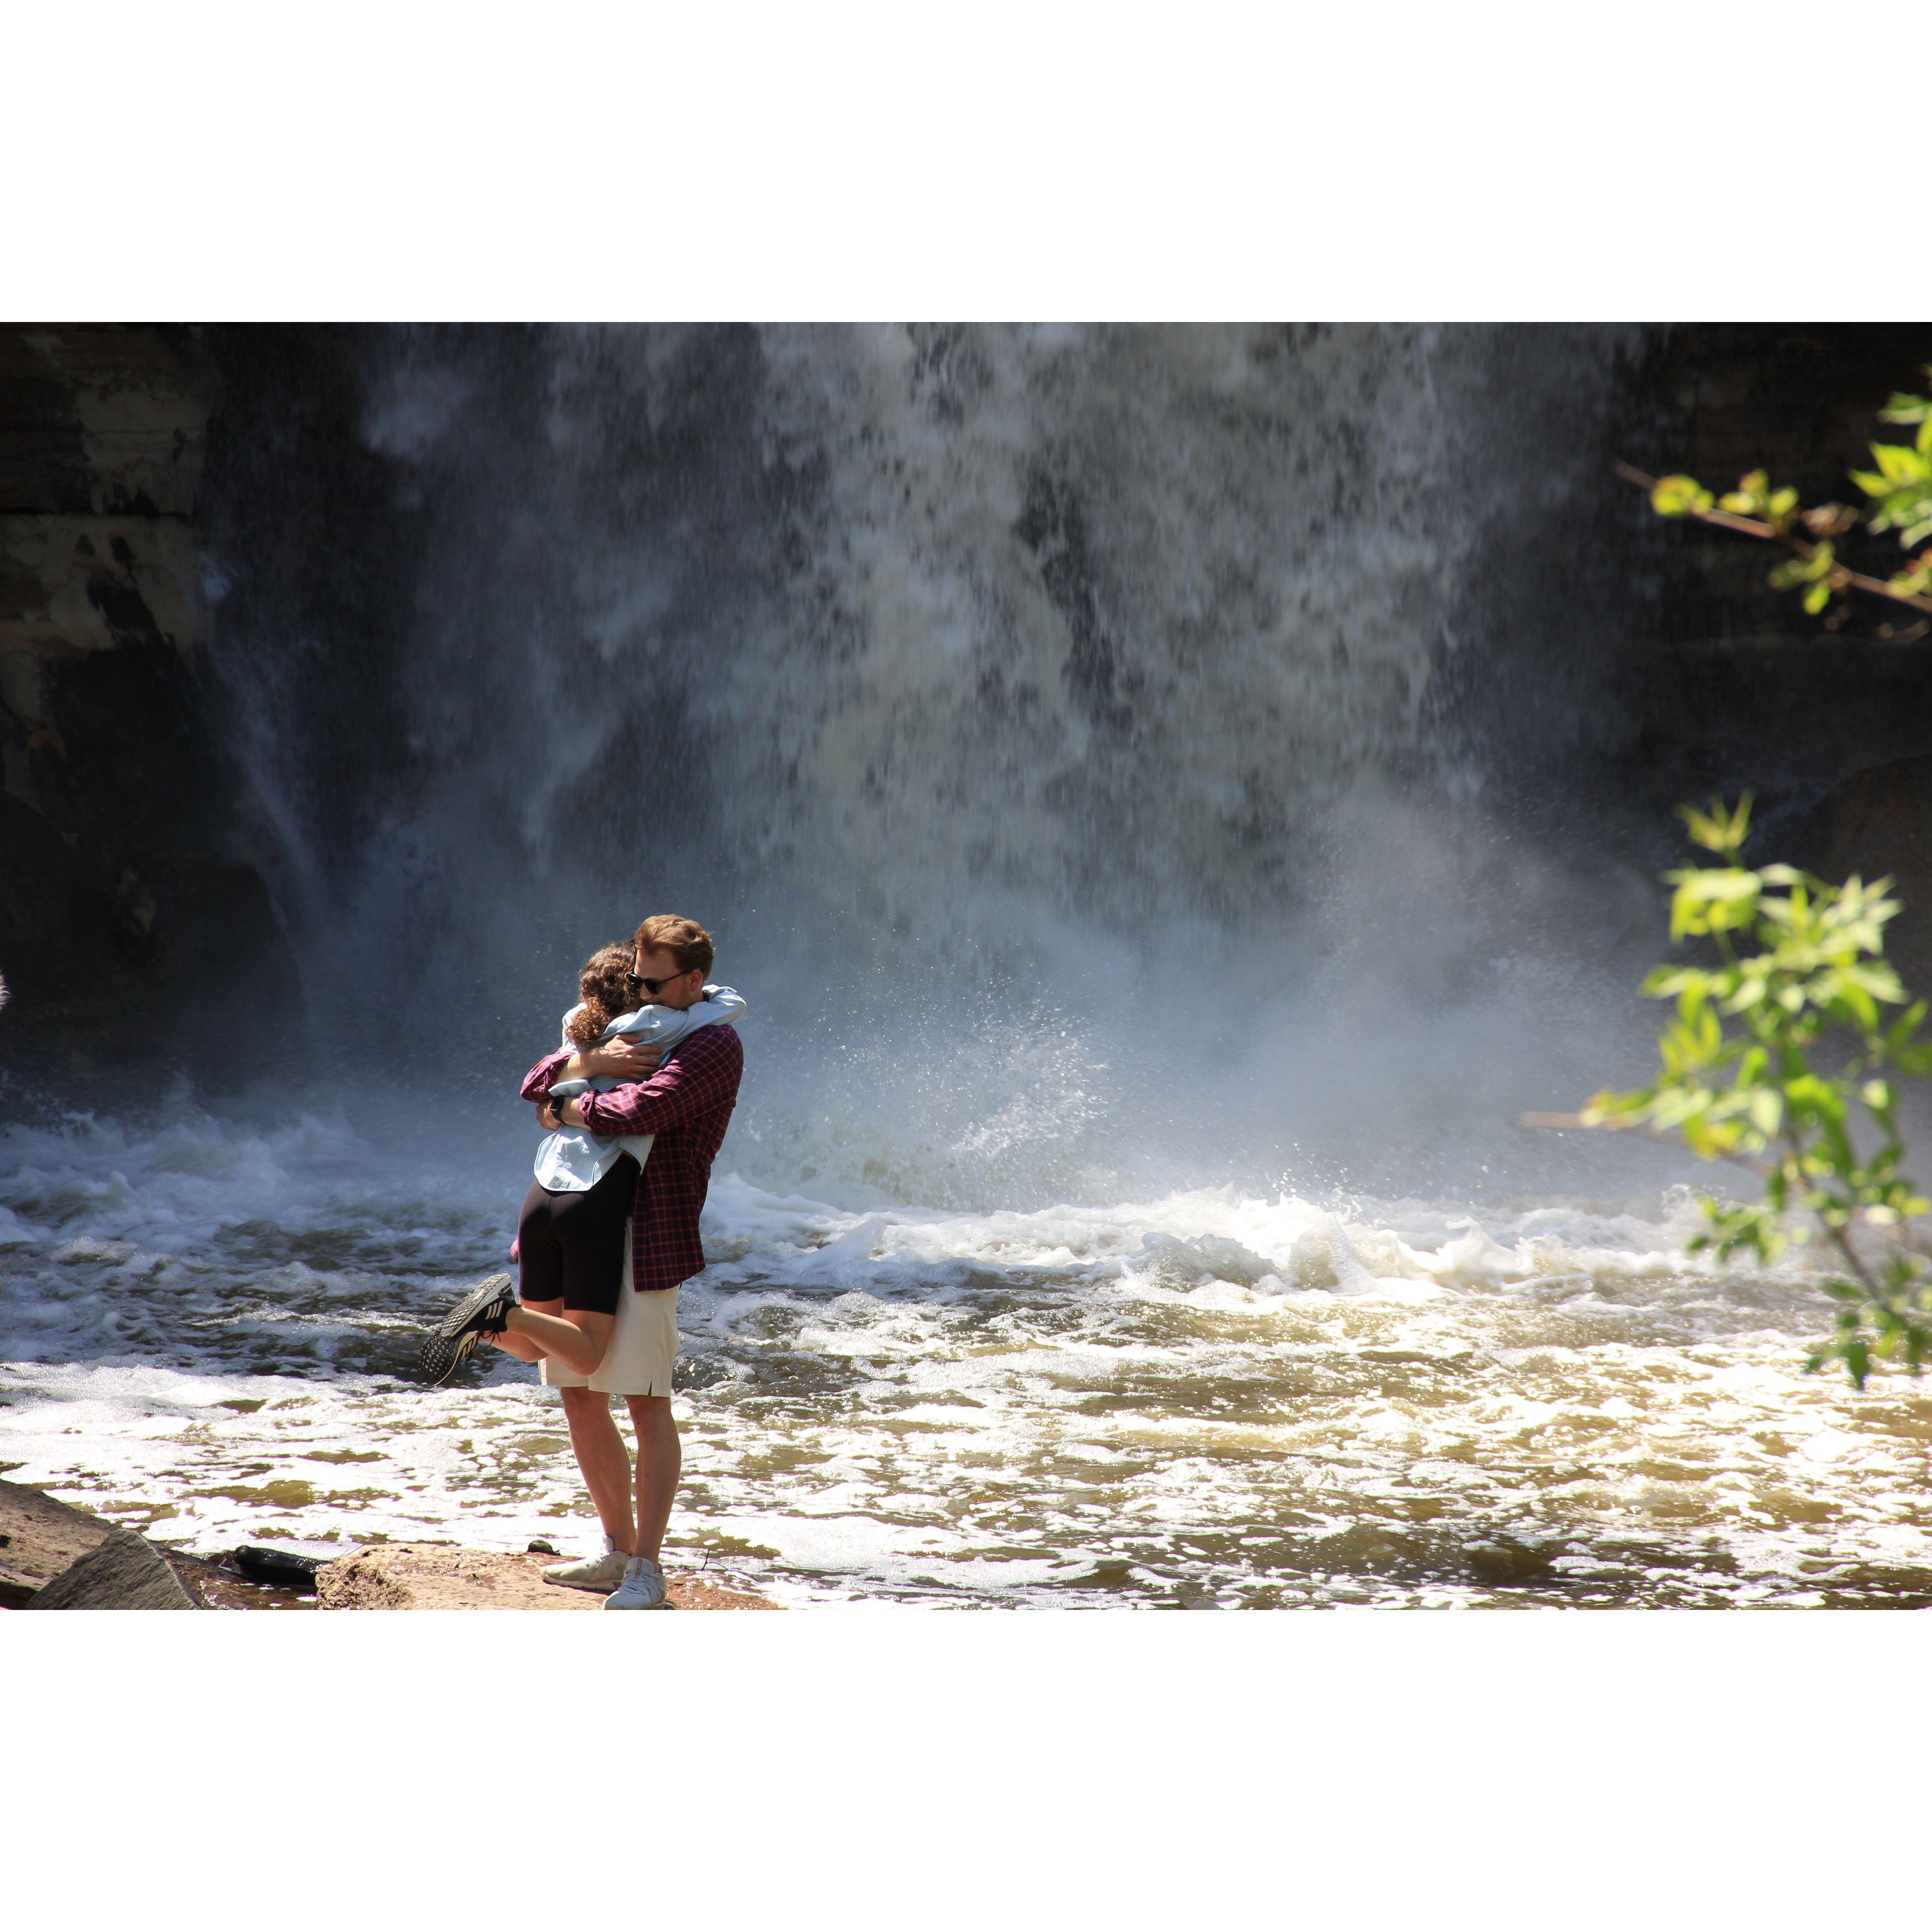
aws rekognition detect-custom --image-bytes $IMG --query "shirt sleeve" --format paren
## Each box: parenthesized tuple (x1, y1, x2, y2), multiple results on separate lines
(576, 1026, 741, 1137)
(521, 1048, 574, 1104)
(698, 985, 747, 1022)
(656, 994, 741, 1041)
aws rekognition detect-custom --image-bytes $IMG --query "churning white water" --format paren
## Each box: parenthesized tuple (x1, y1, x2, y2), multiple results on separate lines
(9, 324, 1931, 1606)
(3, 1101, 1928, 1607)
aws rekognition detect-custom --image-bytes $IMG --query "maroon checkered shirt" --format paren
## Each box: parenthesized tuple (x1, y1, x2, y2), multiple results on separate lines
(521, 1022, 744, 1294)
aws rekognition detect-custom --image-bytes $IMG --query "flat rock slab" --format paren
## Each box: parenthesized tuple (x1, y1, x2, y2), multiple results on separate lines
(27, 1527, 199, 1610)
(0, 1475, 114, 1585)
(316, 1544, 776, 1611)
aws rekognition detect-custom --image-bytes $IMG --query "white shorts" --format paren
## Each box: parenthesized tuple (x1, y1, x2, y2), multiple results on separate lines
(542, 1230, 680, 1398)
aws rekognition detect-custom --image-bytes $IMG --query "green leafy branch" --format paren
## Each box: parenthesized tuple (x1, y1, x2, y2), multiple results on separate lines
(1586, 793, 1932, 1388)
(1615, 371, 1932, 622)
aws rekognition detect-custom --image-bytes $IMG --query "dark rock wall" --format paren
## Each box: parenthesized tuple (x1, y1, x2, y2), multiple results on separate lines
(1616, 325, 1932, 816)
(1415, 324, 1932, 985)
(1613, 327, 1932, 978)
(1441, 325, 1932, 828)
(0, 325, 300, 1086)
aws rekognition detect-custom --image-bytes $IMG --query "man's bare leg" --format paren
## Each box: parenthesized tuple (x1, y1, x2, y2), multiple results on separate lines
(625, 1394, 681, 1564)
(559, 1386, 637, 1552)
(483, 1302, 633, 1552)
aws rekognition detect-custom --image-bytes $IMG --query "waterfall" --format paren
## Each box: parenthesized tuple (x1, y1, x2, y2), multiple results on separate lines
(207, 323, 1644, 1205)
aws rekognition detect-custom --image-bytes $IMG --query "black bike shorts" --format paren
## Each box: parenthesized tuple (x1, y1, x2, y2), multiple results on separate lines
(516, 1154, 640, 1317)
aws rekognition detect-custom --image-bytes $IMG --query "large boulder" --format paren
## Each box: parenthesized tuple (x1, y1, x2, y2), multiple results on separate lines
(0, 1474, 114, 1587)
(25, 1526, 200, 1610)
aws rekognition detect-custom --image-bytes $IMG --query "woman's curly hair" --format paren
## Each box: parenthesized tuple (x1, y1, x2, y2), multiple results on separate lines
(565, 942, 641, 1049)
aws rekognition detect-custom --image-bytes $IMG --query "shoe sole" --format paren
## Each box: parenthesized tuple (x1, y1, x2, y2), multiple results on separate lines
(416, 1273, 516, 1385)
(542, 1569, 625, 1593)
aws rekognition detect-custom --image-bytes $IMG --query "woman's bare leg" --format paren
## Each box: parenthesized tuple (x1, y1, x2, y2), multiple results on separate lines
(489, 1304, 613, 1376)
(489, 1295, 559, 1363)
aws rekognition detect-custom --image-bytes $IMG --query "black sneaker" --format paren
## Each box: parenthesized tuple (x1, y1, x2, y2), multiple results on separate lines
(417, 1273, 517, 1385)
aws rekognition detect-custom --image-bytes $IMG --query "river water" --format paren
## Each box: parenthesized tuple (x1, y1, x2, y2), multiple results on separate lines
(4, 1093, 1929, 1608)
(8, 324, 1930, 1606)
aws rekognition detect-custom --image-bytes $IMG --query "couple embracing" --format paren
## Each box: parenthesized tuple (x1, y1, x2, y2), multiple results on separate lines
(419, 914, 745, 1610)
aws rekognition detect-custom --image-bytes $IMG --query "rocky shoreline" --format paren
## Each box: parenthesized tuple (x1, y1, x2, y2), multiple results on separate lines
(0, 1476, 774, 1611)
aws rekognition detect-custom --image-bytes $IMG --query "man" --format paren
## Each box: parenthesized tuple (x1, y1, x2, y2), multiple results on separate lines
(420, 914, 744, 1610)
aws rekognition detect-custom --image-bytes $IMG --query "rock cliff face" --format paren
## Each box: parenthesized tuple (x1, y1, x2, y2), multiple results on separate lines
(1608, 326, 1932, 981)
(0, 324, 299, 1087)
(1435, 324, 1932, 839)
(1613, 325, 1932, 814)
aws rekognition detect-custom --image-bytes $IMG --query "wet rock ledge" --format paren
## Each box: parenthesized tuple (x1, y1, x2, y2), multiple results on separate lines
(0, 1478, 773, 1610)
(316, 1542, 774, 1611)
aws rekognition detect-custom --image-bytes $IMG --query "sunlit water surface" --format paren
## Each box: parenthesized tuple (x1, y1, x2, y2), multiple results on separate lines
(4, 1107, 1930, 1609)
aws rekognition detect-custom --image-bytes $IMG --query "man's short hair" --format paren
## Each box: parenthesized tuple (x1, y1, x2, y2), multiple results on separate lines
(634, 914, 714, 980)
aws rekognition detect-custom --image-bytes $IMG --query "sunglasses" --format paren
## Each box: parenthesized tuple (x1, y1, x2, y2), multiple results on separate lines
(628, 969, 691, 996)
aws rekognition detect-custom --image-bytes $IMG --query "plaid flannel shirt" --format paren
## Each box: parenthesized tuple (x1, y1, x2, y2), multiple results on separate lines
(521, 1021, 744, 1293)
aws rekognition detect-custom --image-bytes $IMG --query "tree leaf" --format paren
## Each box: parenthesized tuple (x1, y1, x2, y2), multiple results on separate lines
(1652, 475, 1714, 517)
(1873, 441, 1926, 486)
(1878, 392, 1932, 425)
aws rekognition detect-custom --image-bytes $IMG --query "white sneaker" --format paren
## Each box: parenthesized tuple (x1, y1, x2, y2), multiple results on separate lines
(603, 1555, 668, 1610)
(542, 1535, 632, 1594)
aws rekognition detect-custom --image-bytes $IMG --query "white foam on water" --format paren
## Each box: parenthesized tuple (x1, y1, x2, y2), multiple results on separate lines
(4, 1105, 1930, 1607)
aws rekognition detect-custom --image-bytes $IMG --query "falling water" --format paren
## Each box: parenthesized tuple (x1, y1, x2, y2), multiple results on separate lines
(7, 324, 1928, 1606)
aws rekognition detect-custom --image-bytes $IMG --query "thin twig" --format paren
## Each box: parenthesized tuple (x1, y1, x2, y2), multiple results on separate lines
(1780, 1126, 1881, 1294)
(1614, 461, 1932, 619)
(1519, 1111, 1771, 1177)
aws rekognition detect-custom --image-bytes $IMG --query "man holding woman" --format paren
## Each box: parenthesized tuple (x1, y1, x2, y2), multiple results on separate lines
(420, 914, 744, 1610)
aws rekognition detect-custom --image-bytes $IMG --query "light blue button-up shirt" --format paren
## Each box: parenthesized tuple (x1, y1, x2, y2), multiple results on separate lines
(533, 985, 746, 1193)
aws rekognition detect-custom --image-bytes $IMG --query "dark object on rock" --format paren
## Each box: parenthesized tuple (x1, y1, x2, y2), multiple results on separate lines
(27, 1527, 199, 1609)
(527, 1539, 559, 1555)
(232, 1544, 324, 1592)
(1466, 1538, 1561, 1587)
